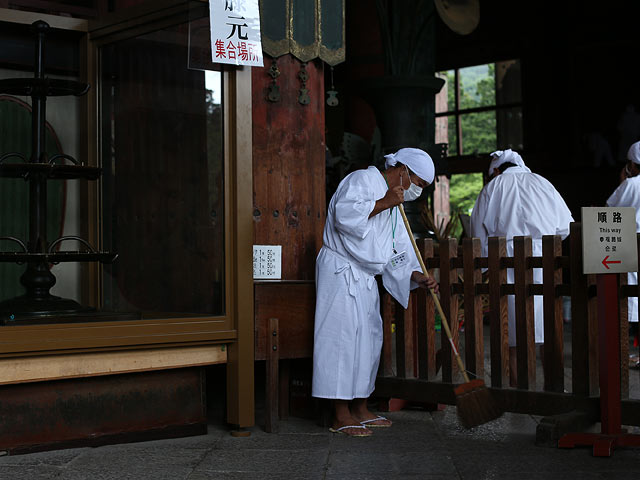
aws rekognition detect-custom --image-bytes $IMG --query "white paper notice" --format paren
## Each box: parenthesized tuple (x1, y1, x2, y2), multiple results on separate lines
(209, 0, 263, 67)
(253, 245, 282, 279)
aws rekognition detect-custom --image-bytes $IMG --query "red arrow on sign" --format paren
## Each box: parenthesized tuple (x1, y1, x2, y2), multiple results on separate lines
(602, 255, 622, 269)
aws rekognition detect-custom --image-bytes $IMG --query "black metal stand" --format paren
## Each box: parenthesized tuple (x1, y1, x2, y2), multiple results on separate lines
(0, 20, 117, 323)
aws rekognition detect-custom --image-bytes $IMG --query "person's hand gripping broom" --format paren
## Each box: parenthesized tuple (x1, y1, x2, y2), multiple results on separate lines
(398, 204, 503, 428)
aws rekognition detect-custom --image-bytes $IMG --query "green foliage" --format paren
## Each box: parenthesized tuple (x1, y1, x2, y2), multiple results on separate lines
(450, 173, 483, 216)
(461, 111, 496, 155)
(441, 63, 497, 238)
(444, 64, 497, 156)
(449, 172, 484, 238)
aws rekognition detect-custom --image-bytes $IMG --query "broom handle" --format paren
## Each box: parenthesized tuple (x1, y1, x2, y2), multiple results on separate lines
(398, 204, 471, 383)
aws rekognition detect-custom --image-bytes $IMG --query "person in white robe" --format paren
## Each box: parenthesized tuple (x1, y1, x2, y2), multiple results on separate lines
(606, 140, 640, 368)
(470, 149, 574, 386)
(313, 147, 439, 437)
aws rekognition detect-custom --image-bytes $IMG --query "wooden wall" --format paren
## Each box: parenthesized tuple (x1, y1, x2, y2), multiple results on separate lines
(252, 55, 326, 280)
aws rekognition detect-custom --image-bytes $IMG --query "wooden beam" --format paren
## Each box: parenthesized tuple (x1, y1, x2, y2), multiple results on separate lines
(0, 345, 226, 385)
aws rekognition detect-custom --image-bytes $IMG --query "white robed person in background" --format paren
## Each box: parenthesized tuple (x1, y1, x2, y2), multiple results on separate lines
(470, 149, 574, 386)
(312, 147, 439, 437)
(606, 140, 640, 368)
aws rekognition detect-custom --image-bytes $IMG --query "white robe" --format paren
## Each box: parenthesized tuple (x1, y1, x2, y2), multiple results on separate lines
(606, 175, 640, 322)
(312, 166, 421, 400)
(470, 167, 574, 346)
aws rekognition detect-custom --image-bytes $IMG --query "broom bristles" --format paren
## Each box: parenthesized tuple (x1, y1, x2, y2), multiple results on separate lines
(454, 379, 503, 429)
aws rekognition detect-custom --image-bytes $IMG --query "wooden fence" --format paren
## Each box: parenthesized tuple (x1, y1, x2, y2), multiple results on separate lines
(374, 223, 640, 426)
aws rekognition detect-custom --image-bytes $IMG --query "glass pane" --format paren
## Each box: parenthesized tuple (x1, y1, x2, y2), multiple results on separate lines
(436, 70, 454, 114)
(447, 116, 458, 156)
(459, 64, 495, 110)
(460, 111, 496, 155)
(497, 107, 524, 151)
(449, 173, 484, 239)
(496, 59, 522, 106)
(0, 25, 84, 311)
(100, 22, 225, 316)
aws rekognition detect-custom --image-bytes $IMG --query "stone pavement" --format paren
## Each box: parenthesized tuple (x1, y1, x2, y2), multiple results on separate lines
(1, 405, 639, 480)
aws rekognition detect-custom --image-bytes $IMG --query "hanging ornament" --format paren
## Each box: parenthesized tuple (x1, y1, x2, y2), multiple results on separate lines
(267, 57, 280, 102)
(326, 65, 339, 107)
(298, 62, 310, 105)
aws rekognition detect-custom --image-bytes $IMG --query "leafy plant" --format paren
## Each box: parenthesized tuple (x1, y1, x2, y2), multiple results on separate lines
(421, 202, 459, 242)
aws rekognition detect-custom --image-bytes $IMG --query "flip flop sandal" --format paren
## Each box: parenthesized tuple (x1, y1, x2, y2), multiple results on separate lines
(329, 425, 372, 437)
(360, 415, 392, 428)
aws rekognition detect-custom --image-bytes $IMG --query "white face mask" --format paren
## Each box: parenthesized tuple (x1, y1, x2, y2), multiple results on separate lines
(402, 165, 423, 201)
(403, 182, 423, 201)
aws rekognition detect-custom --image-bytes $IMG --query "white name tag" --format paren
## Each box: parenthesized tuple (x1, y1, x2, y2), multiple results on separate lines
(389, 251, 408, 270)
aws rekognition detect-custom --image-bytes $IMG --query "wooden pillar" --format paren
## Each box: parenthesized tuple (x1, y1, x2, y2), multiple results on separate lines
(416, 238, 437, 380)
(252, 55, 325, 280)
(619, 274, 630, 400)
(265, 318, 279, 433)
(488, 236, 509, 388)
(542, 235, 564, 392)
(439, 238, 459, 383)
(462, 237, 484, 378)
(227, 66, 255, 429)
(514, 236, 536, 390)
(395, 294, 415, 378)
(569, 222, 599, 396)
(380, 289, 395, 377)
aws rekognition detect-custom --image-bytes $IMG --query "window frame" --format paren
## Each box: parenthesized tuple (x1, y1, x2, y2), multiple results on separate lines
(436, 61, 523, 175)
(0, 1, 253, 360)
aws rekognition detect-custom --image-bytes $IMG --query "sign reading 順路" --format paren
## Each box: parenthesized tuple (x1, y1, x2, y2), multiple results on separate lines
(582, 206, 638, 274)
(209, 0, 263, 67)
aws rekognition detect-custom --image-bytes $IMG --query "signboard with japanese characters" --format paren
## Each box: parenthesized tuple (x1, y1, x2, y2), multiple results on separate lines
(209, 0, 263, 67)
(582, 206, 638, 274)
(253, 245, 282, 279)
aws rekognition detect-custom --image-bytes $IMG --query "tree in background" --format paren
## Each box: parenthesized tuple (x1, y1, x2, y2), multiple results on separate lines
(443, 63, 496, 238)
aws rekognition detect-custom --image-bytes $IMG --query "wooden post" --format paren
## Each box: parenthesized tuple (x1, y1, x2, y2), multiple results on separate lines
(265, 317, 279, 433)
(462, 237, 484, 378)
(416, 238, 436, 380)
(439, 238, 459, 383)
(542, 235, 564, 392)
(514, 236, 536, 390)
(395, 294, 415, 378)
(619, 274, 630, 400)
(559, 273, 640, 456)
(489, 236, 509, 388)
(278, 360, 290, 420)
(569, 222, 599, 396)
(380, 289, 395, 377)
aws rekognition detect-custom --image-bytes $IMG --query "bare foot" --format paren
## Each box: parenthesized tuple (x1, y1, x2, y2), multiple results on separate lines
(330, 420, 372, 437)
(353, 414, 392, 427)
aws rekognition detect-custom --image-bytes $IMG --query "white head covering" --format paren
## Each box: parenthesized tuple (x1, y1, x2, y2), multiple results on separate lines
(384, 147, 434, 184)
(627, 141, 640, 164)
(488, 149, 531, 175)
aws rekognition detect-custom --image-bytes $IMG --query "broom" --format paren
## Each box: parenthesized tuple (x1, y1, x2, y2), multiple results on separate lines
(398, 204, 502, 428)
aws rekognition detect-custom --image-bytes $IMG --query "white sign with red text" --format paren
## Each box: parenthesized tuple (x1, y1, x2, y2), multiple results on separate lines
(582, 206, 638, 274)
(209, 0, 263, 67)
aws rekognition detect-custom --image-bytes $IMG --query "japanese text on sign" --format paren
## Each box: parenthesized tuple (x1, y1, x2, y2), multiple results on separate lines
(582, 206, 638, 274)
(253, 245, 282, 279)
(209, 0, 263, 67)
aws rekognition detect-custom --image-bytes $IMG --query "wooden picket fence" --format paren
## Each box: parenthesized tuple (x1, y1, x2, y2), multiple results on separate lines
(374, 223, 640, 426)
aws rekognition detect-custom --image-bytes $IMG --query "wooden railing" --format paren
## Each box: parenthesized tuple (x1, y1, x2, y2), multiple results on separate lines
(375, 223, 640, 426)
